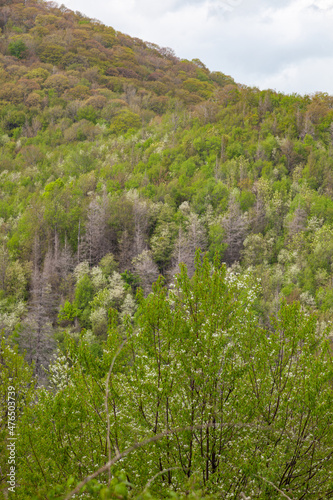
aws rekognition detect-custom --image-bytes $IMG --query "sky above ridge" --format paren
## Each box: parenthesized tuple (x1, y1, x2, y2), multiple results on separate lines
(63, 0, 333, 95)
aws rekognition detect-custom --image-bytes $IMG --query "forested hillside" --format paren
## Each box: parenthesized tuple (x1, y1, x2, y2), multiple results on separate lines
(1, 0, 333, 499)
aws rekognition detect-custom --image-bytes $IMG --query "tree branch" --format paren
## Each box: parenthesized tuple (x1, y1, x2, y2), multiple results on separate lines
(105, 337, 128, 485)
(64, 422, 272, 500)
(256, 475, 294, 500)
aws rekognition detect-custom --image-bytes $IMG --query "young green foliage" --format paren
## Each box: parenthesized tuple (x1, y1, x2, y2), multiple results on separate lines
(15, 253, 333, 499)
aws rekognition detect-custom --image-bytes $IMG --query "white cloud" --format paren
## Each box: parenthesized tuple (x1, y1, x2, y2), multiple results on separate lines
(62, 0, 333, 94)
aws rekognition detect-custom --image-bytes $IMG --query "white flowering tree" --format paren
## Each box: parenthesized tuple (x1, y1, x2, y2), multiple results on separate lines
(16, 253, 333, 500)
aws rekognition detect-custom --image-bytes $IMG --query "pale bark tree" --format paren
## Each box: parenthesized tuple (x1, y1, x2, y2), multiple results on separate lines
(251, 179, 270, 233)
(43, 232, 74, 306)
(169, 206, 207, 278)
(132, 194, 150, 257)
(287, 206, 307, 240)
(20, 232, 74, 378)
(118, 193, 152, 270)
(301, 112, 315, 139)
(252, 195, 266, 234)
(132, 250, 159, 297)
(222, 198, 248, 265)
(81, 198, 108, 266)
(20, 267, 55, 380)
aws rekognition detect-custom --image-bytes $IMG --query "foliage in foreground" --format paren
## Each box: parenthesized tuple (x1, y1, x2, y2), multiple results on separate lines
(1, 254, 333, 499)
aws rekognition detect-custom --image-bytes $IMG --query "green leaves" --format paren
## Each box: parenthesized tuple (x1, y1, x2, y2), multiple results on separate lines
(8, 39, 28, 59)
(10, 254, 333, 499)
(58, 301, 78, 322)
(0, 334, 35, 497)
(110, 111, 141, 136)
(3, 1, 333, 497)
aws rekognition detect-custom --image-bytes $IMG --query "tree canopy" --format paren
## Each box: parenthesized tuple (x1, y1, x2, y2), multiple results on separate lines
(3, 254, 332, 499)
(1, 1, 333, 497)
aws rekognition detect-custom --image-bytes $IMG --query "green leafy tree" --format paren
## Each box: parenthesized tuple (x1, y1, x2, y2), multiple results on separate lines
(16, 254, 333, 499)
(8, 39, 28, 59)
(39, 43, 66, 64)
(110, 110, 141, 135)
(75, 274, 94, 327)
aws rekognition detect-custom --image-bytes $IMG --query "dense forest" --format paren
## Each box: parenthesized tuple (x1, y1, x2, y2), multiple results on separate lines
(1, 0, 333, 498)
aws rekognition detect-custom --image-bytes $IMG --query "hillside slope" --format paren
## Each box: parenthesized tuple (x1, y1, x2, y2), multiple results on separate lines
(1, 0, 333, 350)
(2, 2, 333, 500)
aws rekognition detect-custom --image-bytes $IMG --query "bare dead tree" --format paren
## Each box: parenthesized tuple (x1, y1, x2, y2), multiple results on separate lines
(117, 195, 151, 271)
(222, 198, 249, 265)
(43, 231, 74, 306)
(81, 198, 109, 266)
(287, 206, 307, 241)
(132, 250, 159, 296)
(20, 267, 55, 380)
(170, 211, 207, 278)
(133, 196, 150, 257)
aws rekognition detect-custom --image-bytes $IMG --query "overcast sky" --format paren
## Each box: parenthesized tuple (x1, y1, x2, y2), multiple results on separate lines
(62, 0, 333, 95)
